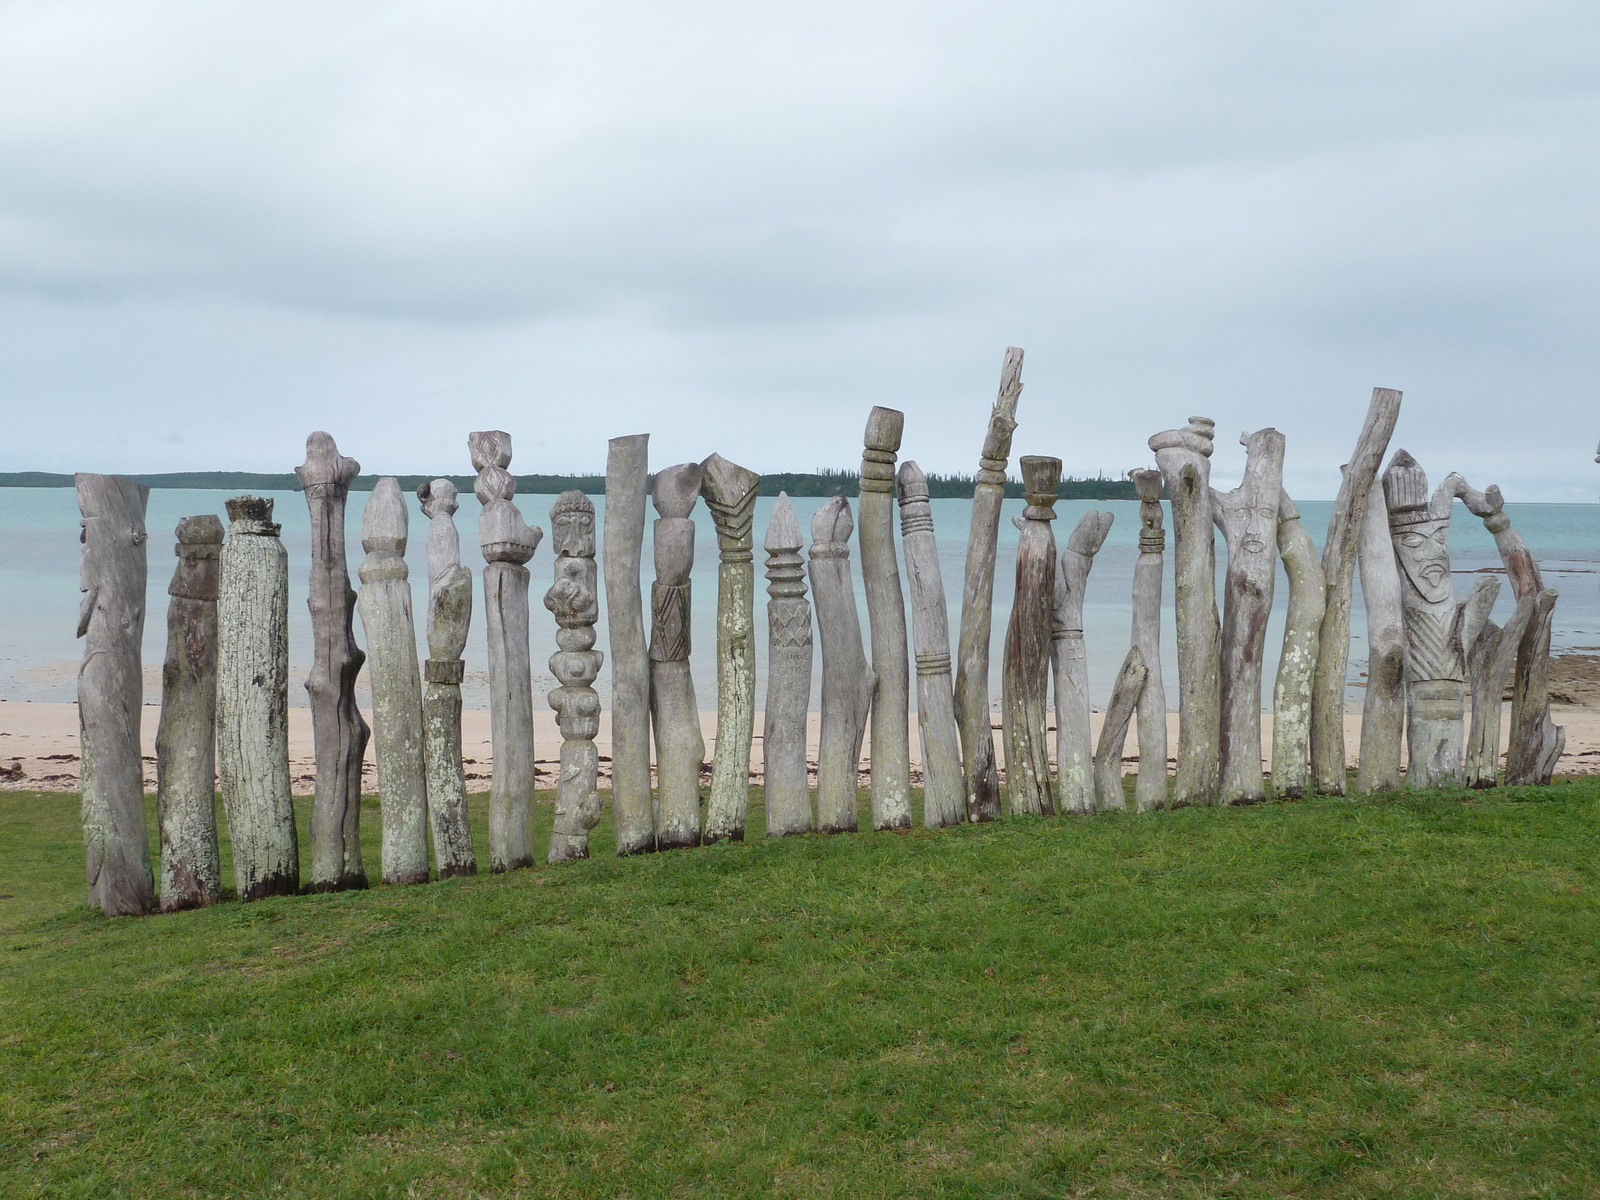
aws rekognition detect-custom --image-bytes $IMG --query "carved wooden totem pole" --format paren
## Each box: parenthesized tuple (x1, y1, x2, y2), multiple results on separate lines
(896, 462, 964, 828)
(545, 491, 605, 862)
(955, 347, 1023, 822)
(76, 473, 155, 916)
(811, 497, 874, 834)
(470, 431, 543, 872)
(858, 407, 912, 830)
(1355, 479, 1405, 794)
(297, 432, 369, 892)
(764, 493, 815, 836)
(700, 453, 761, 843)
(1270, 492, 1324, 798)
(418, 479, 476, 877)
(606, 433, 655, 855)
(1381, 451, 1465, 788)
(1211, 428, 1284, 804)
(1148, 418, 1219, 806)
(1129, 468, 1169, 811)
(155, 513, 223, 911)
(217, 496, 298, 900)
(1094, 647, 1147, 813)
(649, 462, 706, 849)
(1311, 388, 1401, 794)
(1052, 510, 1113, 814)
(1002, 455, 1060, 816)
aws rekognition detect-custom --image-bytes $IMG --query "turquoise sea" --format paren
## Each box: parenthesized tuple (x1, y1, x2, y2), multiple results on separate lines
(1, 487, 1596, 712)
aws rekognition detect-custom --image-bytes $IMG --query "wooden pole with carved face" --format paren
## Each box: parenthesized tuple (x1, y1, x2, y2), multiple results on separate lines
(76, 473, 156, 916)
(1002, 455, 1060, 816)
(470, 430, 544, 872)
(546, 491, 605, 862)
(763, 493, 815, 836)
(859, 406, 913, 831)
(1129, 468, 1169, 811)
(811, 496, 873, 834)
(1052, 510, 1113, 815)
(418, 478, 476, 877)
(649, 463, 706, 849)
(1271, 492, 1324, 798)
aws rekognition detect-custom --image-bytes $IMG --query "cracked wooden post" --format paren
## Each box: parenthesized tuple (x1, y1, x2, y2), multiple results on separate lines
(955, 348, 1024, 823)
(811, 497, 873, 834)
(1460, 576, 1535, 788)
(217, 496, 298, 900)
(1052, 510, 1114, 815)
(858, 407, 912, 831)
(297, 433, 369, 893)
(1002, 455, 1060, 816)
(357, 478, 430, 886)
(471, 431, 543, 872)
(1212, 428, 1284, 804)
(649, 463, 705, 849)
(605, 433, 655, 855)
(1094, 646, 1146, 813)
(897, 462, 964, 828)
(76, 473, 156, 916)
(546, 491, 605, 861)
(1271, 491, 1324, 799)
(1130, 469, 1169, 811)
(156, 514, 223, 912)
(764, 493, 815, 835)
(1311, 388, 1402, 794)
(700, 453, 761, 843)
(418, 479, 476, 877)
(1355, 479, 1406, 794)
(1149, 418, 1220, 806)
(1381, 451, 1465, 789)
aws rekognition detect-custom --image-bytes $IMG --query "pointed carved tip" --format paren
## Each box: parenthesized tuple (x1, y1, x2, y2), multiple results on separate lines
(812, 494, 853, 543)
(896, 460, 929, 505)
(652, 462, 703, 518)
(765, 493, 803, 553)
(362, 477, 408, 548)
(700, 453, 760, 505)
(468, 430, 512, 472)
(864, 407, 905, 453)
(1382, 449, 1429, 516)
(418, 478, 458, 519)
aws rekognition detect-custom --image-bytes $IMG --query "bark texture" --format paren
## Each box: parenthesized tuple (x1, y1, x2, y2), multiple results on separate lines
(1094, 647, 1147, 813)
(605, 433, 655, 855)
(1129, 469, 1169, 812)
(1002, 456, 1060, 816)
(1355, 481, 1406, 794)
(1052, 510, 1114, 814)
(546, 491, 605, 861)
(418, 479, 476, 877)
(76, 473, 156, 916)
(763, 493, 815, 835)
(811, 497, 873, 834)
(955, 347, 1023, 823)
(859, 407, 912, 830)
(156, 513, 222, 912)
(217, 496, 298, 900)
(650, 463, 705, 849)
(1271, 491, 1324, 798)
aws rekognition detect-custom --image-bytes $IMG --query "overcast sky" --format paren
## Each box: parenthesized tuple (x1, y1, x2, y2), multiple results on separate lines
(1, 0, 1595, 499)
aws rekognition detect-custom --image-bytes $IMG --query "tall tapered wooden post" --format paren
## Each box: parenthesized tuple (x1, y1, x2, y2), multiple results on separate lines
(955, 348, 1023, 823)
(418, 479, 476, 877)
(605, 434, 655, 855)
(650, 463, 705, 850)
(1052, 510, 1113, 815)
(858, 407, 912, 831)
(1270, 492, 1323, 798)
(1355, 480, 1405, 794)
(1094, 647, 1146, 813)
(156, 513, 223, 911)
(76, 473, 155, 916)
(811, 497, 874, 834)
(1002, 455, 1060, 816)
(701, 453, 761, 844)
(546, 491, 606, 862)
(1129, 469, 1169, 811)
(764, 493, 815, 836)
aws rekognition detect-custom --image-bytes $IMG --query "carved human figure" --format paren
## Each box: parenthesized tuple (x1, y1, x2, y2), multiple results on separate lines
(156, 513, 223, 911)
(470, 430, 543, 872)
(811, 497, 874, 834)
(605, 433, 655, 855)
(545, 491, 605, 862)
(1129, 469, 1169, 811)
(955, 347, 1024, 822)
(1051, 510, 1113, 815)
(418, 479, 476, 877)
(76, 473, 156, 916)
(764, 493, 815, 835)
(1002, 455, 1061, 816)
(1271, 492, 1324, 798)
(650, 463, 706, 849)
(858, 407, 912, 830)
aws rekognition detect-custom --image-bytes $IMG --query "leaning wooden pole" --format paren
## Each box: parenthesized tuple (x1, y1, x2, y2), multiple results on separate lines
(76, 473, 156, 916)
(859, 407, 912, 831)
(546, 491, 606, 862)
(418, 479, 476, 877)
(1354, 480, 1405, 794)
(811, 497, 874, 834)
(1270, 492, 1324, 798)
(605, 433, 655, 855)
(649, 463, 706, 850)
(1129, 469, 1169, 812)
(763, 493, 815, 836)
(1052, 511, 1114, 815)
(1002, 455, 1060, 817)
(954, 347, 1023, 823)
(1094, 647, 1147, 814)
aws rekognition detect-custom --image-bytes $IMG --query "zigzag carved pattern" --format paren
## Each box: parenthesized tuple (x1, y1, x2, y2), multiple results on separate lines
(1404, 607, 1464, 682)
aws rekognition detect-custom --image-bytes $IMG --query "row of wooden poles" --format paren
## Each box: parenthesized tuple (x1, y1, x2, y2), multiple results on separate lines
(74, 354, 1564, 917)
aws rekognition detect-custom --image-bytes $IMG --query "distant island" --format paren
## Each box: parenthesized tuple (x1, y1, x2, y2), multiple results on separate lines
(0, 468, 1143, 501)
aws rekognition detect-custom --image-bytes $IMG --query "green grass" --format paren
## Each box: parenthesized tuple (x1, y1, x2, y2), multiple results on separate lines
(3, 781, 1599, 1198)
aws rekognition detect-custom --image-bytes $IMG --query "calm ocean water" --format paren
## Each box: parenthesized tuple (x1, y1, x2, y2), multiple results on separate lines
(2, 487, 1596, 712)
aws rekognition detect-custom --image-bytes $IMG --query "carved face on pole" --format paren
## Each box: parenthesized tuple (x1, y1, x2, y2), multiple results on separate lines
(550, 491, 596, 559)
(1392, 517, 1452, 604)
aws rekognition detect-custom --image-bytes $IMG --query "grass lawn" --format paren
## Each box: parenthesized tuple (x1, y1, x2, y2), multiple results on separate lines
(2, 780, 1598, 1198)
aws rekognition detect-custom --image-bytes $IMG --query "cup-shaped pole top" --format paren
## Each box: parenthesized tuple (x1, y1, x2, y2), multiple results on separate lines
(652, 462, 703, 519)
(864, 406, 904, 453)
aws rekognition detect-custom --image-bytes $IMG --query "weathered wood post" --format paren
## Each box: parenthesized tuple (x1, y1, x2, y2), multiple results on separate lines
(1148, 418, 1220, 806)
(156, 513, 223, 911)
(471, 431, 543, 872)
(1311, 388, 1402, 794)
(649, 463, 706, 849)
(1270, 492, 1324, 798)
(296, 433, 369, 892)
(954, 348, 1023, 823)
(1212, 428, 1284, 804)
(1094, 647, 1147, 813)
(896, 462, 964, 828)
(700, 453, 761, 843)
(605, 433, 655, 855)
(217, 496, 298, 900)
(546, 491, 605, 861)
(1354, 479, 1405, 794)
(418, 479, 476, 877)
(858, 407, 912, 831)
(76, 473, 156, 916)
(811, 496, 874, 834)
(1002, 455, 1060, 816)
(357, 478, 431, 886)
(1129, 469, 1169, 811)
(1052, 510, 1113, 814)
(763, 493, 815, 835)
(1381, 451, 1465, 789)
(1457, 575, 1521, 788)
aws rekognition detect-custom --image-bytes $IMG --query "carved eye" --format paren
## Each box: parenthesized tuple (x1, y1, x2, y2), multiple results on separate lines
(1400, 532, 1425, 548)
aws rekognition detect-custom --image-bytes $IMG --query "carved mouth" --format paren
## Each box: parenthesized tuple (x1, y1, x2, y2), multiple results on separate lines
(1421, 564, 1447, 585)
(1242, 539, 1267, 555)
